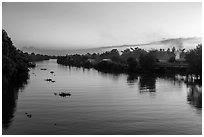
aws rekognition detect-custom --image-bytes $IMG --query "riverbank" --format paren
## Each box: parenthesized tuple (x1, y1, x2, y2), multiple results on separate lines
(56, 45, 202, 77)
(2, 29, 58, 90)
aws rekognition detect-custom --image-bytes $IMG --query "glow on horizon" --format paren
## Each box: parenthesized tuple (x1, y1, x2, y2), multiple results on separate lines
(2, 2, 202, 49)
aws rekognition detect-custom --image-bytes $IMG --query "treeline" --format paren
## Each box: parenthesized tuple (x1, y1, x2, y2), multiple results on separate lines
(2, 29, 30, 89)
(2, 29, 57, 90)
(57, 45, 202, 76)
(185, 44, 202, 75)
(56, 49, 166, 73)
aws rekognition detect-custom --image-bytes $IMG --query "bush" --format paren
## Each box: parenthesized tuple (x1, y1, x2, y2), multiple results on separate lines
(168, 57, 175, 63)
(185, 44, 202, 75)
(127, 57, 139, 73)
(94, 61, 125, 72)
(139, 53, 156, 70)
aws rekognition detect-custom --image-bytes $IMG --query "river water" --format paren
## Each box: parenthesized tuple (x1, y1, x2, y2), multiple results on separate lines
(2, 59, 202, 135)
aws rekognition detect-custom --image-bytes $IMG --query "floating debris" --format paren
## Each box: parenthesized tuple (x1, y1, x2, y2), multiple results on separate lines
(45, 78, 52, 82)
(50, 71, 54, 74)
(41, 68, 47, 70)
(54, 92, 71, 97)
(25, 112, 32, 118)
(59, 92, 71, 97)
(45, 78, 56, 83)
(54, 123, 57, 126)
(27, 114, 32, 118)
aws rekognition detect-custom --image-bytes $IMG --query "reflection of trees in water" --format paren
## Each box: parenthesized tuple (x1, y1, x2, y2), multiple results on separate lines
(185, 74, 202, 109)
(127, 74, 138, 85)
(139, 74, 156, 93)
(173, 74, 202, 109)
(127, 74, 156, 92)
(187, 85, 202, 109)
(98, 71, 121, 82)
(3, 87, 19, 130)
(2, 74, 28, 130)
(126, 73, 202, 109)
(184, 75, 202, 86)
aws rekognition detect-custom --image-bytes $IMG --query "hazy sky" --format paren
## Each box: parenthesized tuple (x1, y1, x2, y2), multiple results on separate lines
(2, 2, 202, 49)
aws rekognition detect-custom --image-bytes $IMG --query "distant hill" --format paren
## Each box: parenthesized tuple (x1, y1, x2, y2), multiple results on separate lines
(20, 37, 202, 56)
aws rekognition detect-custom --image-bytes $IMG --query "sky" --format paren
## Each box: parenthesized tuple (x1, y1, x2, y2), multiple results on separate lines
(2, 2, 202, 50)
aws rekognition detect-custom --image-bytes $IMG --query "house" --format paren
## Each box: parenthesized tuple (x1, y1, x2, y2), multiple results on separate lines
(154, 52, 175, 62)
(174, 50, 186, 63)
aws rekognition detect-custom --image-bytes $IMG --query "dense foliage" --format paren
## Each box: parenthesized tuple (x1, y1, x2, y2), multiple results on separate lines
(57, 44, 202, 75)
(2, 30, 30, 89)
(185, 44, 202, 75)
(139, 53, 156, 71)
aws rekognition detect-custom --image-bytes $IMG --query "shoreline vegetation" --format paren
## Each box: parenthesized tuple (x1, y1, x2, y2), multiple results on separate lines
(56, 44, 202, 78)
(2, 29, 202, 90)
(2, 29, 58, 129)
(2, 30, 56, 91)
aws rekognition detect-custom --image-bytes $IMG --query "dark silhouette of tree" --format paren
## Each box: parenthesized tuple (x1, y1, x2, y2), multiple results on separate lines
(168, 56, 175, 63)
(185, 44, 202, 75)
(167, 48, 170, 52)
(139, 53, 156, 71)
(2, 29, 29, 89)
(172, 47, 175, 53)
(57, 44, 201, 75)
(127, 57, 138, 73)
(2, 29, 30, 129)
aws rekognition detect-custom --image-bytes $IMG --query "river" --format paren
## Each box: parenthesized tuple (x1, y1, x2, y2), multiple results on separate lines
(2, 59, 202, 135)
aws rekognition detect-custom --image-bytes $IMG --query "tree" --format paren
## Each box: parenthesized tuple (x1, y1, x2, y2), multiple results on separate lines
(127, 57, 138, 73)
(172, 47, 176, 53)
(167, 48, 170, 52)
(2, 29, 29, 89)
(185, 44, 202, 75)
(168, 56, 175, 63)
(139, 53, 156, 70)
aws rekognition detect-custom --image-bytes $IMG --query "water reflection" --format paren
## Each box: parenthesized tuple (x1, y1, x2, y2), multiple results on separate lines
(139, 74, 156, 93)
(97, 71, 121, 82)
(127, 73, 202, 110)
(127, 74, 156, 93)
(3, 86, 19, 130)
(127, 74, 138, 85)
(2, 74, 29, 130)
(3, 61, 202, 134)
(187, 85, 202, 109)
